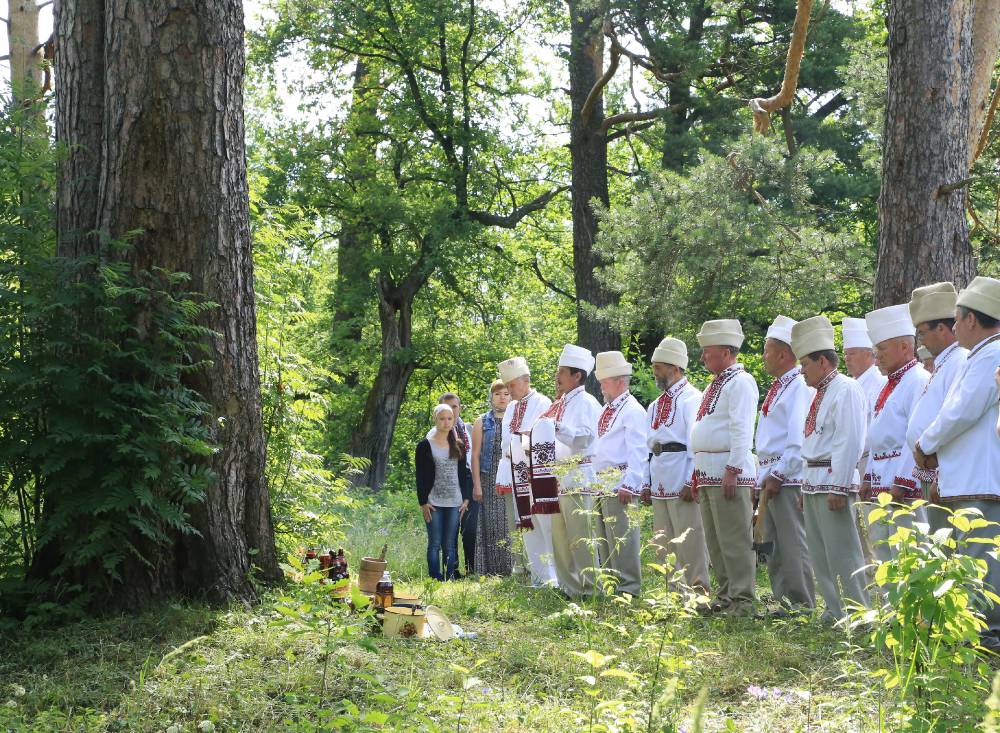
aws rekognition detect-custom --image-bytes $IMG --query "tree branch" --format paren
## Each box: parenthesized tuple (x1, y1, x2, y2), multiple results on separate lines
(811, 91, 849, 121)
(466, 185, 570, 228)
(605, 120, 657, 142)
(601, 105, 676, 134)
(531, 254, 576, 301)
(580, 21, 621, 126)
(748, 0, 813, 134)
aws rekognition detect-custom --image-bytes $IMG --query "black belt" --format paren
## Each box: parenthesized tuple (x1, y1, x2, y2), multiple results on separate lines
(651, 442, 687, 456)
(807, 460, 832, 468)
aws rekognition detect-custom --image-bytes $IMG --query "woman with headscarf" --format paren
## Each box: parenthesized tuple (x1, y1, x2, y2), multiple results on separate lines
(471, 380, 513, 575)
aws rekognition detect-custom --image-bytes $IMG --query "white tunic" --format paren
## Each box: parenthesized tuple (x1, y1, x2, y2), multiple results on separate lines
(905, 342, 968, 482)
(801, 372, 867, 495)
(754, 366, 813, 487)
(690, 364, 759, 487)
(543, 385, 602, 493)
(919, 335, 1000, 502)
(592, 391, 648, 496)
(856, 363, 887, 457)
(865, 360, 929, 498)
(495, 389, 552, 495)
(644, 378, 702, 499)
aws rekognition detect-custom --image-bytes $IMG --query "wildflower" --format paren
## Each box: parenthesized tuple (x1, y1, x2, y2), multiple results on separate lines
(10, 684, 25, 698)
(747, 684, 768, 700)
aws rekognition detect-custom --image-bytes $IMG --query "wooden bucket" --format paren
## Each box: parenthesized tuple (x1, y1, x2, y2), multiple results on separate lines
(383, 606, 426, 638)
(358, 557, 387, 593)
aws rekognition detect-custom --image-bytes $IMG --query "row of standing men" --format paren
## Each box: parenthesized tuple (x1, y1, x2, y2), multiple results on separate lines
(482, 276, 1000, 643)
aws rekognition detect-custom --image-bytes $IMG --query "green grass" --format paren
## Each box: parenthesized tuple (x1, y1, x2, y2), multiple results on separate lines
(0, 500, 992, 732)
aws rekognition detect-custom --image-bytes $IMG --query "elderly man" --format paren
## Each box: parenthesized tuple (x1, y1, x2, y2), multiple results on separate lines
(544, 344, 603, 598)
(591, 351, 647, 596)
(640, 337, 708, 594)
(494, 357, 553, 586)
(754, 316, 815, 612)
(687, 319, 759, 615)
(916, 276, 1000, 650)
(792, 316, 869, 624)
(905, 283, 968, 533)
(862, 304, 929, 562)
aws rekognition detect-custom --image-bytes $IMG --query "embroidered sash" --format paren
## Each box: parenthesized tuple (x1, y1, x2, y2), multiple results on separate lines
(528, 418, 561, 515)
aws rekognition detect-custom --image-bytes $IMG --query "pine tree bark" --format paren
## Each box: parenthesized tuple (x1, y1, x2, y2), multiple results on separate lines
(568, 0, 620, 384)
(53, 0, 279, 605)
(875, 0, 977, 307)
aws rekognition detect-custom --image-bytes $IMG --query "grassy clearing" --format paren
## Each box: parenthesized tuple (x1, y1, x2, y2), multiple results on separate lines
(0, 499, 992, 732)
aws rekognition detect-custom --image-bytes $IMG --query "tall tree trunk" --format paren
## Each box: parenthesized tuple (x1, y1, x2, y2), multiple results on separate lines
(567, 0, 619, 387)
(875, 0, 977, 308)
(347, 277, 415, 489)
(968, 0, 1000, 167)
(54, 0, 279, 605)
(6, 0, 42, 102)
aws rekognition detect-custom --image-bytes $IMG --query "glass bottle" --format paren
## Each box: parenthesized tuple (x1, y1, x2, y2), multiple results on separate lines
(374, 570, 394, 609)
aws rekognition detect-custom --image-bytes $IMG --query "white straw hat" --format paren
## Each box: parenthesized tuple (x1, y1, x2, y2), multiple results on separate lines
(498, 357, 530, 384)
(865, 304, 915, 346)
(842, 317, 872, 350)
(594, 351, 633, 380)
(765, 315, 797, 346)
(558, 344, 595, 375)
(791, 316, 836, 359)
(957, 276, 1000, 321)
(909, 282, 958, 326)
(696, 319, 744, 349)
(651, 337, 689, 369)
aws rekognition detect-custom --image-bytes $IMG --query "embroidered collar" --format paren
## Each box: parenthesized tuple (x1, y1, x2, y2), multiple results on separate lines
(761, 367, 799, 417)
(969, 333, 1000, 359)
(933, 341, 960, 368)
(598, 391, 631, 437)
(651, 378, 688, 430)
(873, 359, 918, 417)
(543, 385, 585, 422)
(804, 370, 837, 437)
(695, 364, 744, 421)
(510, 389, 537, 434)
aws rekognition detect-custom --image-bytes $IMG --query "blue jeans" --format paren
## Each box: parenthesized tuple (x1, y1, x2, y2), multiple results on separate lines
(426, 505, 460, 580)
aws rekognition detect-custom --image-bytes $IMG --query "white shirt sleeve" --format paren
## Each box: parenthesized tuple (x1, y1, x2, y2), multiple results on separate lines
(830, 383, 867, 492)
(727, 376, 758, 471)
(920, 358, 997, 454)
(774, 384, 808, 482)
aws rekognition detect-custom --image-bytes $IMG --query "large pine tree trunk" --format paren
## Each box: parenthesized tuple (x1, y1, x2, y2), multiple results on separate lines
(54, 0, 279, 605)
(567, 0, 619, 382)
(875, 0, 977, 307)
(347, 278, 415, 489)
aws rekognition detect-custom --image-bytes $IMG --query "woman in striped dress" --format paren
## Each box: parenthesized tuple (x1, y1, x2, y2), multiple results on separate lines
(472, 380, 512, 576)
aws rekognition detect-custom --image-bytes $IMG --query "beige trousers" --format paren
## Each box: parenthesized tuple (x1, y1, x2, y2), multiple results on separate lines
(803, 493, 869, 622)
(594, 496, 642, 595)
(762, 485, 815, 608)
(551, 494, 600, 598)
(700, 487, 756, 607)
(651, 498, 709, 593)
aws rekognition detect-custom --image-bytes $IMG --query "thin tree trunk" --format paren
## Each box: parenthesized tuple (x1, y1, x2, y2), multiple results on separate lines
(6, 0, 42, 102)
(347, 278, 415, 489)
(875, 0, 977, 307)
(567, 0, 619, 387)
(54, 0, 279, 606)
(968, 0, 1000, 167)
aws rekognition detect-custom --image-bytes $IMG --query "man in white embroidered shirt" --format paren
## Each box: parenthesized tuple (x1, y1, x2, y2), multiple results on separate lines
(494, 356, 554, 585)
(640, 337, 708, 594)
(755, 315, 815, 612)
(687, 319, 759, 615)
(861, 304, 929, 562)
(545, 344, 603, 598)
(906, 282, 968, 533)
(792, 316, 869, 624)
(591, 351, 646, 596)
(915, 276, 1000, 648)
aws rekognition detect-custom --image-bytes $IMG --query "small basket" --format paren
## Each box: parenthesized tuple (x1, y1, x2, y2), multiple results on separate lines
(383, 606, 426, 638)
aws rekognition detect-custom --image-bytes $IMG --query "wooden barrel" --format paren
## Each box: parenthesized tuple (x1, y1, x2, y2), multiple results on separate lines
(358, 557, 387, 593)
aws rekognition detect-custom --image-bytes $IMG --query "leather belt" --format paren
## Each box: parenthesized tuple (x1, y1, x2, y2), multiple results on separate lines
(651, 442, 687, 456)
(807, 459, 832, 468)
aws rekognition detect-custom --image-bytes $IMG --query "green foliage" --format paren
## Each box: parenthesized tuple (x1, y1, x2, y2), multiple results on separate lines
(850, 495, 1000, 731)
(0, 102, 217, 608)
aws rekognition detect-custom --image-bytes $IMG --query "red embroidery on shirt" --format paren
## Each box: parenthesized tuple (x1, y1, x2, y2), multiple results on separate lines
(652, 380, 687, 429)
(598, 395, 628, 437)
(873, 359, 918, 417)
(510, 396, 529, 434)
(542, 397, 565, 422)
(761, 371, 796, 416)
(804, 370, 837, 437)
(695, 365, 743, 421)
